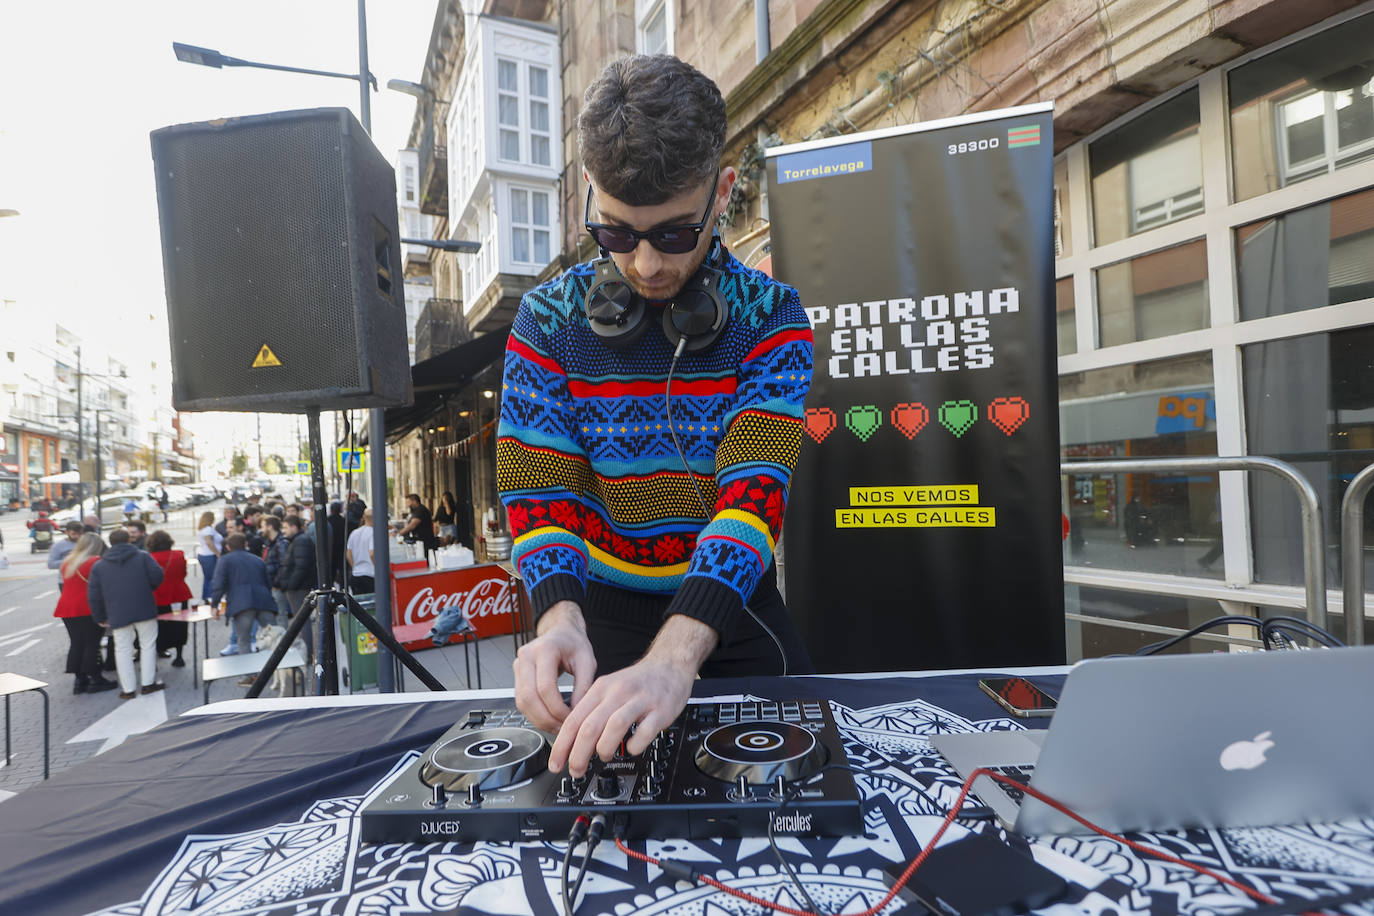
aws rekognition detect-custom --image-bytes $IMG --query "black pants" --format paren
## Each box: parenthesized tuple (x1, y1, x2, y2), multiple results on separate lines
(582, 567, 814, 678)
(156, 603, 189, 652)
(348, 574, 375, 595)
(62, 616, 104, 678)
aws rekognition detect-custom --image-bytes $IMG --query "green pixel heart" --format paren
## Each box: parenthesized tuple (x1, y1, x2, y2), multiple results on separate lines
(845, 405, 883, 442)
(939, 400, 978, 437)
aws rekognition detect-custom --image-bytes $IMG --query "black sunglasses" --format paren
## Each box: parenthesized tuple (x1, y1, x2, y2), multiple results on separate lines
(584, 183, 716, 254)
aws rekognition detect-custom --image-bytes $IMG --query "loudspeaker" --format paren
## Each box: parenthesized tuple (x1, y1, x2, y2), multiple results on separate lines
(151, 108, 412, 412)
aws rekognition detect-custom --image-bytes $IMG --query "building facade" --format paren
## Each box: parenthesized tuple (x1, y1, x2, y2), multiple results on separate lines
(390, 0, 1373, 653)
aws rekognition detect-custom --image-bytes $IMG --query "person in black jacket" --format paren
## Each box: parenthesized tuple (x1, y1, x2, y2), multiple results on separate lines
(87, 528, 165, 699)
(345, 491, 366, 532)
(208, 533, 278, 653)
(276, 515, 317, 656)
(261, 515, 291, 623)
(327, 500, 347, 587)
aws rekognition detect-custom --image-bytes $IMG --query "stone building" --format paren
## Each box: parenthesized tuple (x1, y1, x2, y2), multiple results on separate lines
(390, 0, 1374, 648)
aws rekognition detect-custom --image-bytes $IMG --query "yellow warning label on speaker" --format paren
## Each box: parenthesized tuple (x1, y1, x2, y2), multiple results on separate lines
(252, 344, 282, 368)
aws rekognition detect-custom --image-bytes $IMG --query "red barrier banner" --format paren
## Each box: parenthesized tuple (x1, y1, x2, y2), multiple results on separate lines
(389, 565, 515, 651)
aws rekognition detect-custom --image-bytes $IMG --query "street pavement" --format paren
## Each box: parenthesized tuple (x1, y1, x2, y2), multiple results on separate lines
(0, 502, 517, 803)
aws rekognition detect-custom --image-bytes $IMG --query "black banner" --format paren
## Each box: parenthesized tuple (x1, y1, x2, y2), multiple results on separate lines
(769, 105, 1064, 672)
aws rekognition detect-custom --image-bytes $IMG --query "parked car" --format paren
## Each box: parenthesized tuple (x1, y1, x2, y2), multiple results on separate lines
(164, 485, 197, 509)
(51, 491, 159, 529)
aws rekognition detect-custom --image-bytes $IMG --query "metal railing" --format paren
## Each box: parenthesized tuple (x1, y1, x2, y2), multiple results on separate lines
(1341, 463, 1374, 646)
(1062, 456, 1327, 632)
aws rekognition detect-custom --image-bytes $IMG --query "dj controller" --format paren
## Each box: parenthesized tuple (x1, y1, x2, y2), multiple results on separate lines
(360, 699, 863, 843)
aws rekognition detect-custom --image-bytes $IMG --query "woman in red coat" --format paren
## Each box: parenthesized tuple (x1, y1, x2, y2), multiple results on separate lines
(149, 529, 194, 667)
(53, 533, 118, 694)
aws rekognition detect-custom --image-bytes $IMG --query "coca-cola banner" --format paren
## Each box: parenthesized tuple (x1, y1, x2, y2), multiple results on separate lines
(390, 565, 516, 652)
(767, 103, 1065, 672)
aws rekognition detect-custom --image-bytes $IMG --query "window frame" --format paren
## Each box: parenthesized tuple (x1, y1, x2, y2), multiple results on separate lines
(635, 0, 673, 55)
(1054, 5, 1374, 598)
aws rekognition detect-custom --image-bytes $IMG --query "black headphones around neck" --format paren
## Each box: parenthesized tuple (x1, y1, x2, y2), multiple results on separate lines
(582, 239, 729, 353)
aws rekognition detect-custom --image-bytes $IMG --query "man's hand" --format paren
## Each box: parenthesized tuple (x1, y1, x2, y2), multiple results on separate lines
(513, 601, 597, 732)
(548, 614, 717, 777)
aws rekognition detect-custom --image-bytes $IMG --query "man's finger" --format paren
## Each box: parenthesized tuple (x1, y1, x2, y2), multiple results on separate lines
(549, 686, 596, 774)
(567, 644, 596, 709)
(534, 650, 572, 726)
(564, 697, 613, 778)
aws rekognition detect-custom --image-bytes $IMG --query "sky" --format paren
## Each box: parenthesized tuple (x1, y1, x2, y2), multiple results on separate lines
(0, 0, 442, 469)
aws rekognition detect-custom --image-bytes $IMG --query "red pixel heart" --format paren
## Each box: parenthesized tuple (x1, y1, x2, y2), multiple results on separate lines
(890, 402, 929, 440)
(804, 407, 837, 443)
(988, 396, 1030, 435)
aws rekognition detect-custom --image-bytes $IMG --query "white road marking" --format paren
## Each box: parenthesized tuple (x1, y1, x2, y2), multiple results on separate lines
(68, 690, 169, 753)
(0, 789, 15, 804)
(0, 607, 17, 617)
(4, 638, 39, 656)
(35, 589, 56, 599)
(0, 621, 54, 646)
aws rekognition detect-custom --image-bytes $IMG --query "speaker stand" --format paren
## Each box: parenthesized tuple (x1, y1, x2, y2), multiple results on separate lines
(244, 409, 444, 698)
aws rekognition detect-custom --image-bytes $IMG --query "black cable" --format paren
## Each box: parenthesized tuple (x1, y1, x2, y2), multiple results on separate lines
(1132, 616, 1267, 656)
(1262, 615, 1345, 648)
(664, 338, 789, 676)
(766, 781, 826, 916)
(567, 814, 606, 911)
(561, 814, 591, 916)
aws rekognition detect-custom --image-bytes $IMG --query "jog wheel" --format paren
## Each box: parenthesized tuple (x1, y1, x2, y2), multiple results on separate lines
(694, 722, 828, 785)
(420, 727, 550, 794)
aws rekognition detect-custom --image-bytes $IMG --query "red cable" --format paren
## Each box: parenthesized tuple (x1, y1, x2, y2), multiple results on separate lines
(614, 766, 1307, 916)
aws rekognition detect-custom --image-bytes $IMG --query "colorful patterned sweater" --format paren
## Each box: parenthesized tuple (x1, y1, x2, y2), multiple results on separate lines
(497, 250, 813, 638)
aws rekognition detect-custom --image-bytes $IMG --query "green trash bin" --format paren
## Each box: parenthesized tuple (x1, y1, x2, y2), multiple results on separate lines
(342, 594, 381, 693)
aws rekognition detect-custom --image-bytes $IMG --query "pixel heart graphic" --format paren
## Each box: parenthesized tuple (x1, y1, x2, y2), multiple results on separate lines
(938, 400, 979, 438)
(988, 396, 1030, 435)
(890, 402, 929, 439)
(804, 407, 837, 444)
(845, 405, 883, 442)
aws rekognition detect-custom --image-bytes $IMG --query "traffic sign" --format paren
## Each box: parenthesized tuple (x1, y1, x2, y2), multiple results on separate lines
(336, 448, 365, 474)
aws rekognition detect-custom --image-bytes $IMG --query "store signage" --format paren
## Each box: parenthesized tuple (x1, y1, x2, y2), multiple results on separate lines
(1156, 390, 1215, 433)
(768, 103, 1064, 672)
(389, 565, 514, 652)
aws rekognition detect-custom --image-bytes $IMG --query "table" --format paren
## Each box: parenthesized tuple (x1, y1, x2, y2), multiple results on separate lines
(156, 606, 215, 688)
(1, 669, 1371, 916)
(392, 619, 481, 688)
(200, 647, 306, 705)
(0, 672, 47, 781)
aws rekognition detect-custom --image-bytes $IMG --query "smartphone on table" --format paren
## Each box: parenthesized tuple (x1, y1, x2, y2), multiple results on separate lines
(978, 676, 1058, 718)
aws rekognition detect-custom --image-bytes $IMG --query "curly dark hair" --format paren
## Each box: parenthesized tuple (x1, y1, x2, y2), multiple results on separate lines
(578, 55, 726, 205)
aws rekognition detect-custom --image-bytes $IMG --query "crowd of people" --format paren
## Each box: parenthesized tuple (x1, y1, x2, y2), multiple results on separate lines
(47, 490, 375, 697)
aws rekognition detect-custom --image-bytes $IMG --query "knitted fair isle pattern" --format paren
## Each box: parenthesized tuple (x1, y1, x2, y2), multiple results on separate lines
(496, 251, 812, 636)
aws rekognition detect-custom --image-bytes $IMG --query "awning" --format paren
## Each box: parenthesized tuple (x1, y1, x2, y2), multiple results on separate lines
(38, 470, 82, 484)
(383, 326, 511, 441)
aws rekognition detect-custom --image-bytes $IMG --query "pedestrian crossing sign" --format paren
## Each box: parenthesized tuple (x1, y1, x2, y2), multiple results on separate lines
(336, 448, 365, 473)
(296, 461, 311, 475)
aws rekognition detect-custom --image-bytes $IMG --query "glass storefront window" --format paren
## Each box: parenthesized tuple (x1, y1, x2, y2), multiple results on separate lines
(1054, 156, 1071, 257)
(1090, 88, 1202, 246)
(1068, 587, 1239, 659)
(1095, 239, 1209, 347)
(1243, 325, 1374, 588)
(1229, 12, 1374, 202)
(1060, 352, 1221, 579)
(1056, 276, 1076, 356)
(1236, 187, 1374, 319)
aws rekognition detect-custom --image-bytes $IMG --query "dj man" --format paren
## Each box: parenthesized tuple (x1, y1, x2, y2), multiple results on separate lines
(497, 55, 814, 778)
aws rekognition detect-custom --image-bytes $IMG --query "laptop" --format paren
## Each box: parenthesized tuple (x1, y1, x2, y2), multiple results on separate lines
(931, 645, 1374, 835)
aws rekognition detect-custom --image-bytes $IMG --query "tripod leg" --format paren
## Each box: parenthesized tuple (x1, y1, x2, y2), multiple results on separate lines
(342, 594, 447, 691)
(318, 592, 339, 696)
(245, 592, 318, 699)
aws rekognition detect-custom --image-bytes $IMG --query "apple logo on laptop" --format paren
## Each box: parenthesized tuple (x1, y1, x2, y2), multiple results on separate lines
(1220, 731, 1275, 771)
